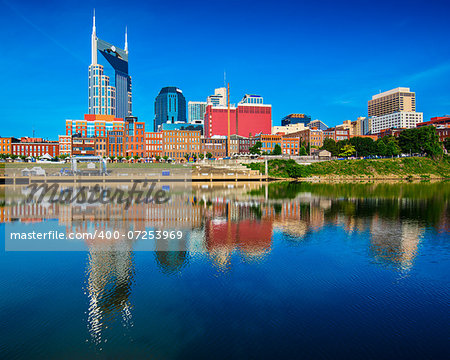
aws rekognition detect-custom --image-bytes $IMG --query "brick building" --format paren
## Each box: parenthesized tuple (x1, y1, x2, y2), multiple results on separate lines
(107, 130, 124, 158)
(163, 130, 201, 161)
(124, 117, 146, 158)
(145, 132, 163, 158)
(58, 135, 72, 156)
(202, 136, 227, 158)
(0, 137, 19, 155)
(12, 139, 59, 158)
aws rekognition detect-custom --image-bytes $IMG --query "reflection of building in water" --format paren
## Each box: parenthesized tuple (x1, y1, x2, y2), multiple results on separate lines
(86, 240, 135, 345)
(370, 217, 423, 270)
(154, 251, 189, 274)
(204, 202, 273, 266)
(1, 203, 59, 223)
(262, 200, 326, 238)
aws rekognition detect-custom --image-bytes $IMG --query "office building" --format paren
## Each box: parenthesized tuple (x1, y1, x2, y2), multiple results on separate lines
(188, 101, 207, 124)
(207, 87, 227, 107)
(368, 87, 415, 117)
(371, 112, 423, 135)
(88, 12, 132, 119)
(154, 87, 186, 131)
(281, 114, 311, 127)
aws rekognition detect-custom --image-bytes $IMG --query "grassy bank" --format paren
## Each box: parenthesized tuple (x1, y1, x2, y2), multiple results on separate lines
(245, 157, 450, 179)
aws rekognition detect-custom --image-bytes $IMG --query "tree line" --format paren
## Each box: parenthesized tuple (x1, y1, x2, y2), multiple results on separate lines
(321, 126, 445, 158)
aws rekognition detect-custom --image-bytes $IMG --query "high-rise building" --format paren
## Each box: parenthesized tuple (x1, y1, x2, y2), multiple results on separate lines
(188, 101, 207, 124)
(281, 114, 311, 127)
(207, 87, 227, 107)
(154, 87, 186, 131)
(88, 11, 132, 120)
(368, 87, 415, 117)
(369, 87, 422, 134)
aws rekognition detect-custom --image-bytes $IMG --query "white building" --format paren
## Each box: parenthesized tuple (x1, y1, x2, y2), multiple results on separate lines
(371, 112, 423, 134)
(188, 101, 207, 124)
(207, 87, 227, 107)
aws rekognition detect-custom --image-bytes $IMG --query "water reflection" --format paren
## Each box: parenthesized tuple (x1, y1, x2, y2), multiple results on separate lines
(85, 240, 135, 345)
(2, 182, 448, 271)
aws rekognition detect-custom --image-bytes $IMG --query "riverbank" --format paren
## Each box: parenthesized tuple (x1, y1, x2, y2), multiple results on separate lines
(245, 157, 450, 180)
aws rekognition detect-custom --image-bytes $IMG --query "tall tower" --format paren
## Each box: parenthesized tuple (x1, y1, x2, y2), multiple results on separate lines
(88, 11, 132, 120)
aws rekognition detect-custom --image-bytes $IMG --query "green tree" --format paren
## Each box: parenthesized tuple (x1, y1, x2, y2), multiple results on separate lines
(199, 154, 204, 160)
(299, 145, 307, 156)
(384, 137, 401, 157)
(376, 140, 387, 156)
(339, 144, 356, 157)
(349, 136, 377, 157)
(444, 138, 450, 152)
(206, 152, 213, 159)
(133, 155, 139, 160)
(249, 141, 262, 155)
(321, 138, 339, 156)
(398, 126, 443, 157)
(272, 143, 282, 155)
(163, 155, 169, 161)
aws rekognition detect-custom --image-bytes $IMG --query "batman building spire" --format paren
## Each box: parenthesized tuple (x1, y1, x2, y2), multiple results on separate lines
(88, 11, 132, 119)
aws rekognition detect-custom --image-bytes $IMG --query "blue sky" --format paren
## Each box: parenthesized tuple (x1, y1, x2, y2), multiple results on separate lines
(1, 0, 450, 138)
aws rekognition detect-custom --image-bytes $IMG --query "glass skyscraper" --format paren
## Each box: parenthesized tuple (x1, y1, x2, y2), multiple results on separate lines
(88, 12, 132, 120)
(154, 87, 186, 131)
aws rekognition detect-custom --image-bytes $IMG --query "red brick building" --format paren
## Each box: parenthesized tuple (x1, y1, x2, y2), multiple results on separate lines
(145, 132, 163, 158)
(324, 128, 350, 142)
(124, 117, 146, 158)
(417, 116, 450, 142)
(12, 139, 59, 157)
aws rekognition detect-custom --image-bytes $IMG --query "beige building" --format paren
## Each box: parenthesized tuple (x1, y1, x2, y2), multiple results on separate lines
(368, 87, 416, 117)
(272, 123, 306, 135)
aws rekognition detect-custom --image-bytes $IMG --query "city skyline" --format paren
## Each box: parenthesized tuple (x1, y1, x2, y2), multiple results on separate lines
(1, 0, 450, 138)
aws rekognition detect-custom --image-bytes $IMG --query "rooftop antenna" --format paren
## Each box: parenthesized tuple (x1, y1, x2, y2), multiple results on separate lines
(124, 26, 128, 53)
